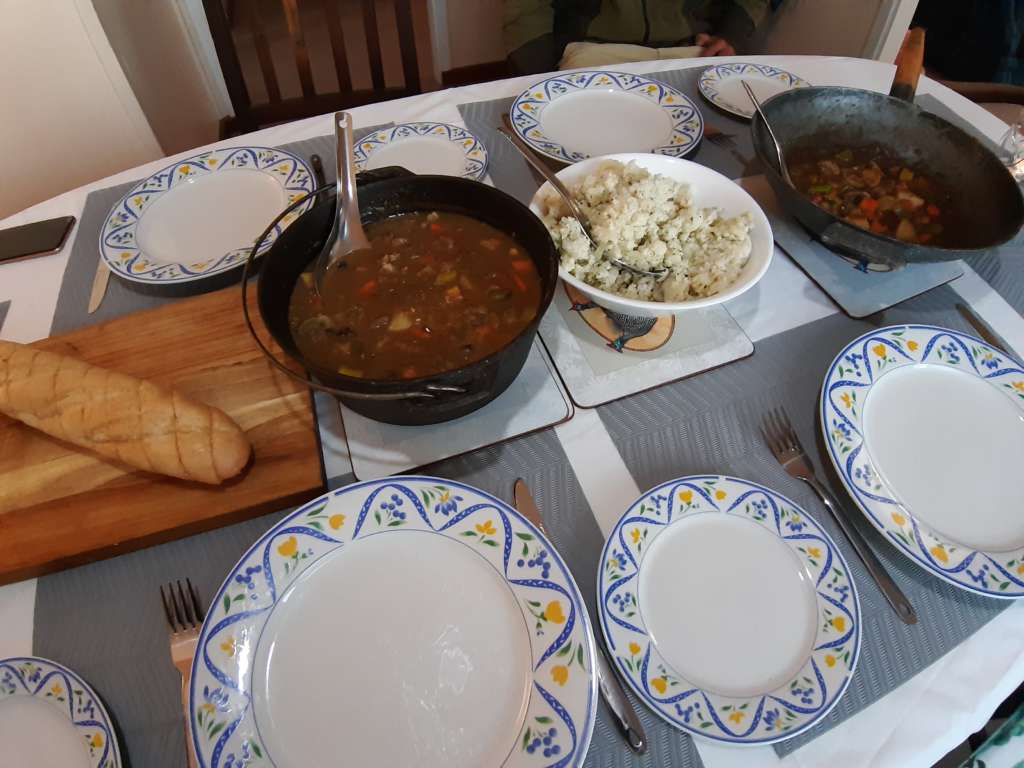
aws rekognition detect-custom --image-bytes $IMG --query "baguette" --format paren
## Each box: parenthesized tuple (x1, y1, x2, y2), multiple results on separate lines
(0, 340, 251, 484)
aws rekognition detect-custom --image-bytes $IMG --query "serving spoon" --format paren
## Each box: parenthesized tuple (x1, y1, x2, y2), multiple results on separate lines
(741, 80, 795, 188)
(496, 125, 669, 281)
(313, 111, 370, 295)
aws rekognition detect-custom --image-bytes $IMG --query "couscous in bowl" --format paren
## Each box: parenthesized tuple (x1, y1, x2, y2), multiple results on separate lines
(529, 153, 773, 317)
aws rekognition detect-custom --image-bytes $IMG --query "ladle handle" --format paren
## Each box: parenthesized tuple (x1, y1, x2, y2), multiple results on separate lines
(890, 27, 925, 102)
(335, 111, 365, 250)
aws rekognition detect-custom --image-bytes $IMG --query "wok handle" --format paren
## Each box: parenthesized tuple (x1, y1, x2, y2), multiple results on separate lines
(890, 27, 925, 102)
(820, 222, 907, 270)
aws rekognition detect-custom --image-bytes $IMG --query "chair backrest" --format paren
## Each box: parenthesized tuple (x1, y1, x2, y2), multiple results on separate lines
(204, 0, 421, 136)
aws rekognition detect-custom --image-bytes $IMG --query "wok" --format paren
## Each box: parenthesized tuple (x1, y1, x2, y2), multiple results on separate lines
(242, 167, 560, 425)
(751, 33, 1023, 267)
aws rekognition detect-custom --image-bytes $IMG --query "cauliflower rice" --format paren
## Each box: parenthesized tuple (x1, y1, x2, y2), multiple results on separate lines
(538, 160, 752, 302)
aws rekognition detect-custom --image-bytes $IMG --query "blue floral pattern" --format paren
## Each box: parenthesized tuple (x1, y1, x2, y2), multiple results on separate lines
(99, 147, 313, 284)
(510, 70, 703, 163)
(822, 324, 1024, 598)
(190, 477, 597, 768)
(0, 657, 120, 767)
(352, 122, 488, 179)
(598, 476, 861, 745)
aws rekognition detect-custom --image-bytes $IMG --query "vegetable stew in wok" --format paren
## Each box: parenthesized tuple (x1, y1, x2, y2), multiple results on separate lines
(789, 147, 961, 246)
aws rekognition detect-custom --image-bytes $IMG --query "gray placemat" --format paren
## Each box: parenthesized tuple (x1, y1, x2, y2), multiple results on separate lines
(747, 174, 965, 318)
(0, 300, 9, 333)
(456, 65, 759, 208)
(595, 283, 1011, 757)
(34, 429, 704, 768)
(50, 126, 390, 335)
(916, 94, 1024, 314)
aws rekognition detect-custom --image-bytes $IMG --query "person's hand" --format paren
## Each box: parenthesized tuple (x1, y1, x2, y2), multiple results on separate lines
(695, 33, 735, 57)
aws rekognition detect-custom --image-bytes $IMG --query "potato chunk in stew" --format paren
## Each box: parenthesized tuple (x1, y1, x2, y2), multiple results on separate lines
(289, 211, 541, 380)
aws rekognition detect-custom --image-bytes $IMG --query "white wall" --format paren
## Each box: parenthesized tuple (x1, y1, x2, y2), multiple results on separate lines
(91, 0, 228, 154)
(0, 0, 162, 219)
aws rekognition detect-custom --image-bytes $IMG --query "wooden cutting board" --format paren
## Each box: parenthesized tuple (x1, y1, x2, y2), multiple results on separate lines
(0, 287, 324, 585)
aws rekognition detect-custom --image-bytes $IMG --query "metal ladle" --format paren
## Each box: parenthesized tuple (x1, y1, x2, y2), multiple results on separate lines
(496, 126, 669, 281)
(741, 80, 794, 187)
(313, 111, 370, 295)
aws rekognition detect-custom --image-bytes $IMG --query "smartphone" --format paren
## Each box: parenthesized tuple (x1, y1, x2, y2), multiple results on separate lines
(0, 216, 76, 264)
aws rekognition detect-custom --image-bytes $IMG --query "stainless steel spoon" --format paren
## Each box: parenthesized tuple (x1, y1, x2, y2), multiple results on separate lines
(496, 125, 669, 281)
(313, 111, 370, 295)
(741, 80, 794, 187)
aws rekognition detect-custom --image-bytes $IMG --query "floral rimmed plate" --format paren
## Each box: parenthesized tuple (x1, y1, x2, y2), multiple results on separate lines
(0, 656, 121, 768)
(190, 477, 597, 768)
(510, 70, 703, 164)
(698, 63, 809, 119)
(100, 147, 313, 284)
(822, 324, 1024, 598)
(353, 122, 488, 179)
(598, 476, 860, 745)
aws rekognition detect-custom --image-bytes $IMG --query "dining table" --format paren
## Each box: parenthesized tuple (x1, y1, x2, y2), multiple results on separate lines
(2, 54, 1024, 768)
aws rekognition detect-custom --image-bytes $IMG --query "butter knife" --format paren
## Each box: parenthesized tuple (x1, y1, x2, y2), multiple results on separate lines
(513, 479, 648, 754)
(87, 260, 110, 314)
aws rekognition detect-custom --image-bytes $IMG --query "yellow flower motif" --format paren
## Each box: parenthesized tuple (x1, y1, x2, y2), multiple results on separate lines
(1013, 381, 1024, 392)
(277, 535, 298, 557)
(891, 512, 906, 526)
(179, 164, 191, 175)
(545, 601, 566, 624)
(930, 545, 949, 564)
(665, 96, 674, 103)
(1017, 564, 1024, 575)
(630, 528, 641, 544)
(439, 491, 450, 503)
(475, 520, 497, 536)
(806, 547, 821, 559)
(872, 343, 887, 358)
(825, 654, 836, 668)
(121, 252, 131, 262)
(714, 489, 727, 501)
(840, 392, 852, 409)
(200, 702, 215, 714)
(207, 158, 218, 166)
(629, 642, 642, 656)
(132, 196, 144, 207)
(90, 734, 104, 749)
(679, 490, 693, 503)
(831, 616, 846, 632)
(329, 514, 346, 530)
(51, 683, 63, 696)
(552, 665, 569, 686)
(651, 677, 667, 694)
(220, 637, 236, 657)
(728, 711, 744, 724)
(907, 340, 919, 351)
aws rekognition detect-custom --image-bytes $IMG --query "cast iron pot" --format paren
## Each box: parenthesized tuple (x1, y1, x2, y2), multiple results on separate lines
(243, 167, 559, 426)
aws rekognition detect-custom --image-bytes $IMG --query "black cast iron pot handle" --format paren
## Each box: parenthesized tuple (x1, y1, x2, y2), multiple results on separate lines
(241, 179, 466, 401)
(820, 222, 908, 270)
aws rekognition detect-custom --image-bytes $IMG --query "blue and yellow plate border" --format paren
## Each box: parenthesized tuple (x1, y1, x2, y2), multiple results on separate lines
(353, 121, 489, 180)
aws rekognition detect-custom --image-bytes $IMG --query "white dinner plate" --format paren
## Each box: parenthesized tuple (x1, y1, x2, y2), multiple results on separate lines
(190, 477, 597, 768)
(698, 63, 809, 120)
(0, 657, 121, 768)
(822, 324, 1024, 598)
(510, 70, 703, 164)
(100, 147, 314, 284)
(598, 476, 860, 745)
(353, 122, 488, 179)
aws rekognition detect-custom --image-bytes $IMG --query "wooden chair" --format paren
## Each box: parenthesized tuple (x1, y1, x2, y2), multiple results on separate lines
(204, 0, 422, 137)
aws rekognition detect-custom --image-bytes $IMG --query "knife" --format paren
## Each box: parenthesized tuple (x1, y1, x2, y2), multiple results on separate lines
(87, 260, 110, 314)
(957, 303, 1020, 362)
(513, 479, 648, 754)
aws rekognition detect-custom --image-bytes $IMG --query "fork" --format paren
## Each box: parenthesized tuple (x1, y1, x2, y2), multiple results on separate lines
(760, 407, 917, 625)
(161, 579, 204, 768)
(704, 123, 737, 149)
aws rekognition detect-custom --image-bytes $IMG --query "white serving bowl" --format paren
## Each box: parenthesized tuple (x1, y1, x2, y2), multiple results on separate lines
(529, 152, 773, 317)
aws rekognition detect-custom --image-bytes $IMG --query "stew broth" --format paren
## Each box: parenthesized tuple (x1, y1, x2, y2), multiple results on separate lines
(289, 211, 541, 380)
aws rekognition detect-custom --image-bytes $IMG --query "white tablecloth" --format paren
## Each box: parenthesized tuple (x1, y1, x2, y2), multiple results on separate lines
(3, 55, 1024, 768)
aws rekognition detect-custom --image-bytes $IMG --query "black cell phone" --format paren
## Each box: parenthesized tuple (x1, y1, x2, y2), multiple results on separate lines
(0, 216, 76, 264)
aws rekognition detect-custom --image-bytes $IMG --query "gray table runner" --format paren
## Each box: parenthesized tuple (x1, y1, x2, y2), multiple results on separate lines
(596, 283, 1010, 756)
(49, 127, 389, 335)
